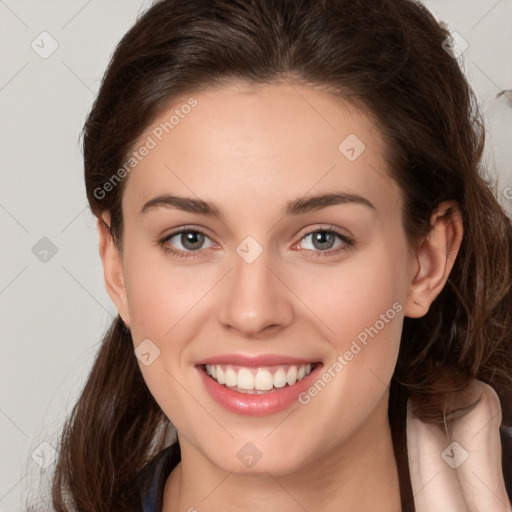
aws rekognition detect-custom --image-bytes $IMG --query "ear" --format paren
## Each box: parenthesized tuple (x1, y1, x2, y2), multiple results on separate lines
(404, 200, 463, 318)
(97, 212, 131, 327)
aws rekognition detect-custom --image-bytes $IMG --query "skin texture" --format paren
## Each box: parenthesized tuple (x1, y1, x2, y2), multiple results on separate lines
(98, 82, 463, 511)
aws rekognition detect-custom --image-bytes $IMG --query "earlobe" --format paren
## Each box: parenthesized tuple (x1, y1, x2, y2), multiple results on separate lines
(404, 201, 463, 318)
(97, 212, 131, 327)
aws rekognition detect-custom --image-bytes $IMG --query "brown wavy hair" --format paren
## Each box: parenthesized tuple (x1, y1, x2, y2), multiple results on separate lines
(47, 0, 512, 510)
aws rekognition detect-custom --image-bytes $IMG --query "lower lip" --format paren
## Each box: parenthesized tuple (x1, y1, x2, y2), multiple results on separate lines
(198, 364, 323, 416)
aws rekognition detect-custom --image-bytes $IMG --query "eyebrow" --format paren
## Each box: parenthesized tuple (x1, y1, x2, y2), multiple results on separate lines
(140, 192, 375, 218)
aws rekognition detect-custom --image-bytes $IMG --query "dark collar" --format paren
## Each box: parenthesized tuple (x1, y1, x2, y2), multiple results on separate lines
(137, 442, 181, 511)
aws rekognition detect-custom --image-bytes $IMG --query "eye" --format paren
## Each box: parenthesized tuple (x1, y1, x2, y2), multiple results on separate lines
(159, 227, 217, 258)
(294, 228, 354, 258)
(158, 226, 354, 260)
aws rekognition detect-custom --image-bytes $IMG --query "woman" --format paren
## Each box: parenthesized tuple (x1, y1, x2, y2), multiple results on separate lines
(49, 0, 512, 510)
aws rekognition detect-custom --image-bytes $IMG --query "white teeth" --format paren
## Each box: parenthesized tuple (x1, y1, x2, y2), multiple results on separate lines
(204, 363, 314, 392)
(273, 368, 287, 388)
(254, 369, 274, 391)
(286, 366, 298, 386)
(224, 368, 237, 387)
(237, 368, 254, 390)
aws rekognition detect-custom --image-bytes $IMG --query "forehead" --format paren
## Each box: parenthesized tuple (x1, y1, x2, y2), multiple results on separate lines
(122, 81, 402, 219)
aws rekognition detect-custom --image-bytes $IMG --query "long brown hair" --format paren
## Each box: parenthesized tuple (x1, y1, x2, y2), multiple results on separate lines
(47, 0, 512, 510)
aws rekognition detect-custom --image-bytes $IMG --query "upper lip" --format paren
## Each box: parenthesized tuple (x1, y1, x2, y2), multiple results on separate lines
(196, 353, 320, 367)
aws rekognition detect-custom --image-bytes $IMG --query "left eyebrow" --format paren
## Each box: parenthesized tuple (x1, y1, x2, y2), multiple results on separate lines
(140, 191, 375, 217)
(285, 192, 375, 215)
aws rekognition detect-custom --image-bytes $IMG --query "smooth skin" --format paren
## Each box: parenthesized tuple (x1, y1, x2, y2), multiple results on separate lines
(98, 81, 462, 512)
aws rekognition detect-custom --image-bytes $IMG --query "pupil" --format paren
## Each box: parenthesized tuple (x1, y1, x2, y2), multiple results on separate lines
(182, 231, 204, 250)
(314, 231, 334, 250)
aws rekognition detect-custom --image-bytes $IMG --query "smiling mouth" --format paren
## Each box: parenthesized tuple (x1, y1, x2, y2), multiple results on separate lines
(202, 363, 320, 394)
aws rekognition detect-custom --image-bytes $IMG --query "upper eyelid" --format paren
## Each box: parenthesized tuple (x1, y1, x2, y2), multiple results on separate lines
(162, 226, 213, 242)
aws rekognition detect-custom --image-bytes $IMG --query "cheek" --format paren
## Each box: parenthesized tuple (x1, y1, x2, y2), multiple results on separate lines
(122, 250, 209, 429)
(122, 241, 211, 343)
(288, 250, 406, 436)
(124, 266, 173, 342)
(299, 245, 405, 329)
(289, 242, 407, 379)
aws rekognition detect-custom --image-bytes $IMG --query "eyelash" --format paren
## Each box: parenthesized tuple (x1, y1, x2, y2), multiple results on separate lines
(158, 225, 354, 260)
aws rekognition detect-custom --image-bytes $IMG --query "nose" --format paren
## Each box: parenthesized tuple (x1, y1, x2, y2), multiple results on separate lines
(217, 250, 294, 338)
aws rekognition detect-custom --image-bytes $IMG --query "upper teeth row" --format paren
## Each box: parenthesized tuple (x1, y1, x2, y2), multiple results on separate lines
(205, 364, 313, 391)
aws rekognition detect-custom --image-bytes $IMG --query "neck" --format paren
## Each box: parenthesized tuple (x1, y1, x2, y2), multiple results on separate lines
(164, 394, 402, 512)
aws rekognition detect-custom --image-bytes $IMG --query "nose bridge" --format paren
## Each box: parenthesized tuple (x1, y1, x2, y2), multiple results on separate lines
(217, 244, 293, 336)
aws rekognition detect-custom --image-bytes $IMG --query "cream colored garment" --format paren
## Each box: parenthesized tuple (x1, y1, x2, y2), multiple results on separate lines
(407, 379, 511, 511)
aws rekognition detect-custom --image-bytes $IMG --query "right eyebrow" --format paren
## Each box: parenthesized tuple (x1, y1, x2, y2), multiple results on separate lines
(141, 194, 224, 218)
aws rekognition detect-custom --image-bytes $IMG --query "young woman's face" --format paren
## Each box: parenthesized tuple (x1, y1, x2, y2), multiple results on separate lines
(112, 82, 420, 474)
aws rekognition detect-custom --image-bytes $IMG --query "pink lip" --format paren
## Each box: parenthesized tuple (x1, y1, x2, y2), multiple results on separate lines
(196, 353, 316, 367)
(197, 362, 323, 416)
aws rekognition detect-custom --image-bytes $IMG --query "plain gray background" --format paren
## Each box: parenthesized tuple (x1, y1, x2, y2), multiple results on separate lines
(0, 1, 511, 510)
